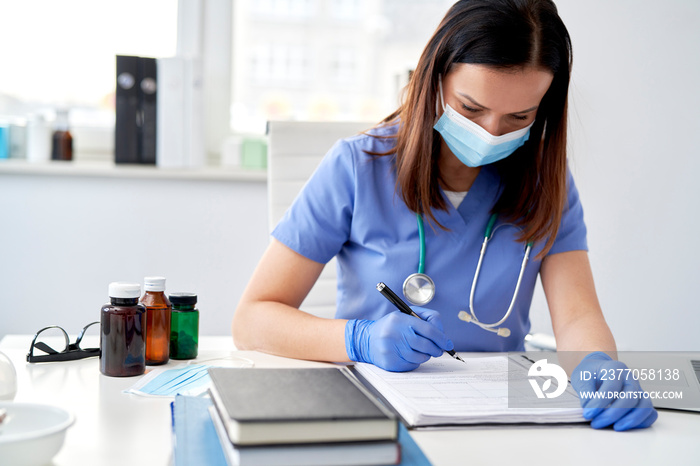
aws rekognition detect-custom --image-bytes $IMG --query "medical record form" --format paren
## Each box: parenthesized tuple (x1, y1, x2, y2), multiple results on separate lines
(353, 354, 586, 428)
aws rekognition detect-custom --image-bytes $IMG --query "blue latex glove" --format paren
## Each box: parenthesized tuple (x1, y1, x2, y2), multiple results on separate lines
(571, 352, 658, 431)
(345, 307, 454, 372)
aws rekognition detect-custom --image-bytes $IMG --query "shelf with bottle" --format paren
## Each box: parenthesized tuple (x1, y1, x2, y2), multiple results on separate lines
(0, 121, 268, 182)
(0, 158, 267, 182)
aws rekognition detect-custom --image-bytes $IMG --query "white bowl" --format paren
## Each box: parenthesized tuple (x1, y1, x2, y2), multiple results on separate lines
(0, 351, 17, 401)
(0, 402, 75, 466)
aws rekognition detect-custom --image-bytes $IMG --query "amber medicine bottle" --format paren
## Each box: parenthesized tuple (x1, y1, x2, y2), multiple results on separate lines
(141, 276, 172, 365)
(50, 109, 72, 161)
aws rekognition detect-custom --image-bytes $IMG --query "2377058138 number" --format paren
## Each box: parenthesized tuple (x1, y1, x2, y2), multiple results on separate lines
(579, 368, 681, 382)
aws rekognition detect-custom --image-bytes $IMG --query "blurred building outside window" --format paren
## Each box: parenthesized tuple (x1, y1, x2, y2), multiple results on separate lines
(0, 0, 454, 162)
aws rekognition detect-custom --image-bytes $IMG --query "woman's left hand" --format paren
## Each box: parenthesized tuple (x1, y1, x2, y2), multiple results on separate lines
(571, 352, 658, 431)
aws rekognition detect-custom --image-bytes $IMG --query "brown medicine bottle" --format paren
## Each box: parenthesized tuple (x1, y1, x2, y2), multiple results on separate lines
(100, 282, 146, 377)
(50, 109, 73, 161)
(141, 276, 171, 365)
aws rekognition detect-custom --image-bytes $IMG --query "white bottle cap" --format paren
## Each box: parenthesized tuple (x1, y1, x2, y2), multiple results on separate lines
(54, 109, 70, 131)
(108, 282, 141, 299)
(144, 276, 166, 292)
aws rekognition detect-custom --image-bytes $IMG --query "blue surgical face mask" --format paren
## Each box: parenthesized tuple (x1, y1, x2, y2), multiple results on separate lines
(127, 364, 213, 397)
(433, 76, 534, 167)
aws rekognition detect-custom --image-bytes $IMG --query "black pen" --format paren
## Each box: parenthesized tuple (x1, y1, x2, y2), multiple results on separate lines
(376, 282, 465, 363)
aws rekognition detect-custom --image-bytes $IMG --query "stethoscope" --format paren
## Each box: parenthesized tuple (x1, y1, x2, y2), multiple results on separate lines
(402, 213, 533, 337)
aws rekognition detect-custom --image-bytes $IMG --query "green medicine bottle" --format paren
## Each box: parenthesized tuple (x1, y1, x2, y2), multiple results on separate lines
(169, 293, 198, 359)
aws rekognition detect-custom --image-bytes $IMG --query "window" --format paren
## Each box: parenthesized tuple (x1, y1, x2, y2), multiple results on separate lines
(232, 0, 455, 133)
(251, 0, 316, 20)
(0, 0, 455, 151)
(330, 0, 361, 21)
(0, 0, 177, 128)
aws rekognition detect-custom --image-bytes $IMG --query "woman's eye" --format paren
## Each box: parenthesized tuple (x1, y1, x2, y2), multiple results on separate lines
(511, 114, 529, 121)
(461, 103, 481, 113)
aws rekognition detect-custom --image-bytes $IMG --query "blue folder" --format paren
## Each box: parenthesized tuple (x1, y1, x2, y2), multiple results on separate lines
(172, 395, 228, 466)
(172, 395, 432, 466)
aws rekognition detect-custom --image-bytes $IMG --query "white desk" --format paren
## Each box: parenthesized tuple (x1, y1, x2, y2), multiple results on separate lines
(2, 335, 699, 466)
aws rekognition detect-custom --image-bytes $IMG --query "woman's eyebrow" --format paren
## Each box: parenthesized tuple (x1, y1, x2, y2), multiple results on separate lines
(458, 92, 539, 114)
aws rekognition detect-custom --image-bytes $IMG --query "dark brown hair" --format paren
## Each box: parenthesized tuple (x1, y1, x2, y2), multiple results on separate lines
(376, 0, 572, 257)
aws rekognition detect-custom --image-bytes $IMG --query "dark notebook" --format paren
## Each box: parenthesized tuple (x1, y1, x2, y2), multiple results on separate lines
(208, 367, 398, 446)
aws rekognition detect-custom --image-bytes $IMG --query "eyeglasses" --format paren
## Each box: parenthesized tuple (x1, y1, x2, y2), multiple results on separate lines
(26, 322, 100, 363)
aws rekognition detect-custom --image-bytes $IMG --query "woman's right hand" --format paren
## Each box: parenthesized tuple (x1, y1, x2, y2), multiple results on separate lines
(345, 308, 454, 372)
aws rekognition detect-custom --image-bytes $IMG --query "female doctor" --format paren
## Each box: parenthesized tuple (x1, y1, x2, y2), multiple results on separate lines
(233, 0, 657, 431)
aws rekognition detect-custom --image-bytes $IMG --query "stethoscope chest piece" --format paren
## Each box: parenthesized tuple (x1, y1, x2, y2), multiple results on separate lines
(402, 272, 435, 306)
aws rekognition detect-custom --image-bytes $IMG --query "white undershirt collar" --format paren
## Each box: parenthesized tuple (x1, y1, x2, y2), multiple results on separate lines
(443, 190, 468, 209)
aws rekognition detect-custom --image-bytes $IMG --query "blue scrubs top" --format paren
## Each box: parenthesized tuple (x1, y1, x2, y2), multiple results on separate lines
(272, 123, 588, 351)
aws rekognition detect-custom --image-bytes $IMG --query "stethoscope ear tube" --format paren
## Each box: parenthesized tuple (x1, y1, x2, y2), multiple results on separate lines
(466, 239, 531, 337)
(403, 213, 436, 306)
(416, 213, 426, 274)
(484, 214, 498, 239)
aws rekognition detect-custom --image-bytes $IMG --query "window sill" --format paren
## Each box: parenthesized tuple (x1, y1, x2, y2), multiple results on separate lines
(0, 159, 267, 182)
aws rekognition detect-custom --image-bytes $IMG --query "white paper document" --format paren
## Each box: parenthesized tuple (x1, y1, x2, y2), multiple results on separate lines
(353, 354, 585, 427)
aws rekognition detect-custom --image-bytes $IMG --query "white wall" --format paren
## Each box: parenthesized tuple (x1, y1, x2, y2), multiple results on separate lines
(0, 173, 268, 339)
(528, 0, 700, 350)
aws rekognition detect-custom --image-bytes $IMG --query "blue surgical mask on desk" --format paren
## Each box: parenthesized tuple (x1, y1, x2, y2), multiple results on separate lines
(128, 365, 212, 397)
